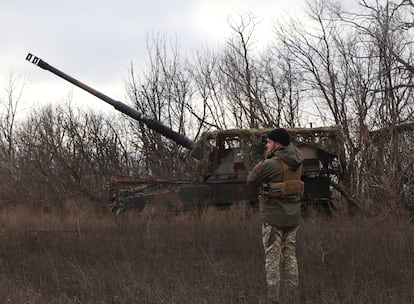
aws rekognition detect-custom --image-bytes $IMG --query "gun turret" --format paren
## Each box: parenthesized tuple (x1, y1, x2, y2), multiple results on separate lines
(25, 53, 194, 150)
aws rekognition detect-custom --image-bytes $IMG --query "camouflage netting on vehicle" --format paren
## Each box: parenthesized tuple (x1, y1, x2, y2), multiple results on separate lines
(194, 126, 343, 177)
(370, 122, 414, 143)
(289, 126, 343, 154)
(238, 126, 343, 170)
(192, 131, 216, 179)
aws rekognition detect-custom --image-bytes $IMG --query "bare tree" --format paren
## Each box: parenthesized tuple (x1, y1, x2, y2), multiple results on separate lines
(274, 0, 414, 213)
(0, 71, 29, 206)
(377, 0, 414, 73)
(335, 0, 414, 212)
(11, 102, 134, 208)
(275, 0, 360, 210)
(220, 13, 266, 128)
(0, 71, 27, 165)
(187, 47, 230, 131)
(126, 33, 196, 179)
(260, 46, 305, 128)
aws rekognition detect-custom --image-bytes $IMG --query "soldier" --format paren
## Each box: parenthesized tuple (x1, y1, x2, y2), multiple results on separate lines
(247, 128, 304, 304)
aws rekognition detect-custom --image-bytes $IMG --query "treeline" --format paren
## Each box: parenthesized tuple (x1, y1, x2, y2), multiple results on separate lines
(1, 0, 413, 214)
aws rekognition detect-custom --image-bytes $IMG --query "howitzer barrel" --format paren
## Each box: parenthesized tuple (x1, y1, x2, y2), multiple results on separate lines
(25, 53, 194, 150)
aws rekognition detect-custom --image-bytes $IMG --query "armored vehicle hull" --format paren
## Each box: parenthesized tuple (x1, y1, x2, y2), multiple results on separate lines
(109, 127, 341, 213)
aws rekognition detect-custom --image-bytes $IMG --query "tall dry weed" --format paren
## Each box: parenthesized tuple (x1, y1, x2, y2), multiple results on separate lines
(0, 204, 412, 303)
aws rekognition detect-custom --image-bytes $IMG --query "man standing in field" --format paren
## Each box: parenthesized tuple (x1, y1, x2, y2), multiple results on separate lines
(247, 128, 304, 304)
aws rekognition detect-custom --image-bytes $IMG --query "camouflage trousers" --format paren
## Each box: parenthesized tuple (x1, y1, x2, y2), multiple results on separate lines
(262, 223, 299, 302)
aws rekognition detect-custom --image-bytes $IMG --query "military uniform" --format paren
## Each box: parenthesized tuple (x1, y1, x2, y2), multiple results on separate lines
(247, 142, 303, 303)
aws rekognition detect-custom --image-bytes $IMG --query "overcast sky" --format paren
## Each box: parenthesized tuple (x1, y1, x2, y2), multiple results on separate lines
(1, 0, 309, 114)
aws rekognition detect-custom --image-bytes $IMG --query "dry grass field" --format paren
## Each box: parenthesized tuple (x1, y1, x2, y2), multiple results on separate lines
(0, 203, 413, 303)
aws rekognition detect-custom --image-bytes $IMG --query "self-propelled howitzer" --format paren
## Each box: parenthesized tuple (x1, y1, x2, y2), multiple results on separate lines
(26, 53, 342, 214)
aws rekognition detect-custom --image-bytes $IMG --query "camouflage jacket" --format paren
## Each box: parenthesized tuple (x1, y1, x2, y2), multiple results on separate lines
(247, 143, 304, 228)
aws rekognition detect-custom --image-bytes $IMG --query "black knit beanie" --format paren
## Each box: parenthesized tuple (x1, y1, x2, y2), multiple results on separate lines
(267, 128, 290, 146)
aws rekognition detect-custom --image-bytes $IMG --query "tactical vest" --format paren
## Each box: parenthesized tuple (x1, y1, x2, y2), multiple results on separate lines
(260, 157, 304, 198)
